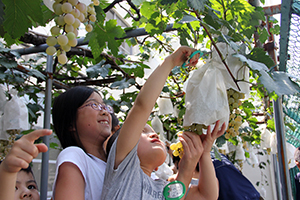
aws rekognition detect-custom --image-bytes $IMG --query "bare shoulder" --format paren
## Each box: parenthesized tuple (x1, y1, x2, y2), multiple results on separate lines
(55, 162, 85, 200)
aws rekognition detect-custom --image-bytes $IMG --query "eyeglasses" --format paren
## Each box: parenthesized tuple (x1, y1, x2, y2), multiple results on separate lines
(79, 102, 113, 113)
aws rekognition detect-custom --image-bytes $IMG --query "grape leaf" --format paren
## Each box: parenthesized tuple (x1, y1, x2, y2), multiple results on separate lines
(28, 68, 46, 80)
(178, 15, 199, 24)
(2, 0, 44, 39)
(86, 61, 110, 78)
(187, 0, 207, 12)
(258, 71, 300, 96)
(105, 20, 126, 56)
(0, 56, 18, 68)
(87, 30, 105, 60)
(246, 47, 275, 68)
(110, 78, 135, 89)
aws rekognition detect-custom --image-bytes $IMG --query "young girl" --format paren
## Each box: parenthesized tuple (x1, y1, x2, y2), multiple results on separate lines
(51, 86, 113, 200)
(101, 46, 226, 200)
(0, 129, 52, 200)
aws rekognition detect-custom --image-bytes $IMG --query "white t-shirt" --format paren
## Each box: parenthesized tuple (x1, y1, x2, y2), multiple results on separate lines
(52, 146, 106, 200)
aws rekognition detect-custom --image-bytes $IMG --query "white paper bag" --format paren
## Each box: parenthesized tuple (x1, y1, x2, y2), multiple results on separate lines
(157, 94, 174, 115)
(3, 89, 29, 131)
(183, 61, 229, 128)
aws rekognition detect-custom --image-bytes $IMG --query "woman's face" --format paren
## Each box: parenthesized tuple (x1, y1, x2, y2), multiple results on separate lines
(76, 92, 112, 145)
(15, 171, 39, 200)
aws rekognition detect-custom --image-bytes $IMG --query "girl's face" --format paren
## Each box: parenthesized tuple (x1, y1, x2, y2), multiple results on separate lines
(15, 171, 39, 200)
(76, 92, 112, 146)
(137, 124, 167, 167)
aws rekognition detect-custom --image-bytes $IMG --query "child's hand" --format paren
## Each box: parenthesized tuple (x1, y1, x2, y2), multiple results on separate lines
(1, 129, 52, 173)
(169, 46, 200, 67)
(200, 120, 226, 153)
(178, 131, 203, 171)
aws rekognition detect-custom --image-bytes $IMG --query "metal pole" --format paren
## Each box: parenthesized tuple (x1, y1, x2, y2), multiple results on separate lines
(273, 154, 283, 200)
(40, 55, 53, 200)
(273, 98, 293, 200)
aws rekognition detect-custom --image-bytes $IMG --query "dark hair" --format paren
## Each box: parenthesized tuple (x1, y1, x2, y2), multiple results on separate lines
(110, 112, 119, 132)
(295, 147, 300, 162)
(0, 160, 35, 180)
(52, 86, 100, 152)
(106, 128, 121, 158)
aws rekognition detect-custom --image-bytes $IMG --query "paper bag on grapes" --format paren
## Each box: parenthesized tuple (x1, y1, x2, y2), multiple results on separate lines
(183, 60, 230, 133)
(3, 89, 29, 132)
(211, 43, 250, 96)
(183, 42, 250, 134)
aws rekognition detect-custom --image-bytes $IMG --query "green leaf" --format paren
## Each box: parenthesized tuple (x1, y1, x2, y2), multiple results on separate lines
(213, 146, 222, 161)
(105, 20, 125, 56)
(258, 28, 269, 44)
(3, 0, 44, 39)
(178, 15, 199, 24)
(0, 56, 18, 68)
(110, 78, 135, 89)
(187, 0, 207, 12)
(86, 60, 111, 78)
(246, 47, 275, 68)
(28, 68, 46, 80)
(132, 0, 147, 6)
(258, 71, 300, 96)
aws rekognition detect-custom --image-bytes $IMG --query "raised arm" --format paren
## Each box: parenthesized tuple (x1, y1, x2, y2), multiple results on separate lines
(114, 46, 200, 167)
(0, 129, 51, 200)
(186, 120, 226, 200)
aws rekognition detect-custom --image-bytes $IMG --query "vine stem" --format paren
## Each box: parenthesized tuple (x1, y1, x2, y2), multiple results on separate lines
(194, 10, 241, 91)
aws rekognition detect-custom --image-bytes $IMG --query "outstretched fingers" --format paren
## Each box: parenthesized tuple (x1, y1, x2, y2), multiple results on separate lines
(2, 129, 52, 173)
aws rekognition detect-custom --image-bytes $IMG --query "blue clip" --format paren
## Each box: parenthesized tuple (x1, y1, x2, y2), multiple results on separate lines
(181, 50, 203, 68)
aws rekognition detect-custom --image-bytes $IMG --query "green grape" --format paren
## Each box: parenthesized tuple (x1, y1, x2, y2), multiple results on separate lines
(228, 98, 234, 104)
(89, 15, 96, 22)
(64, 24, 74, 33)
(71, 8, 80, 18)
(93, 0, 100, 6)
(61, 44, 71, 52)
(68, 39, 78, 47)
(55, 16, 65, 26)
(183, 123, 207, 135)
(64, 13, 75, 25)
(61, 2, 73, 13)
(57, 35, 68, 46)
(66, 32, 76, 40)
(78, 13, 85, 22)
(85, 24, 93, 32)
(233, 92, 239, 99)
(46, 46, 56, 55)
(72, 18, 80, 28)
(58, 53, 68, 64)
(46, 36, 57, 46)
(53, 3, 63, 15)
(50, 26, 61, 36)
(232, 102, 238, 109)
(73, 29, 78, 37)
(76, 2, 87, 13)
(68, 0, 78, 6)
(228, 89, 234, 95)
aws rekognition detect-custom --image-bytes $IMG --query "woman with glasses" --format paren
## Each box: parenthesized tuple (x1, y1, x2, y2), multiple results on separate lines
(51, 86, 113, 200)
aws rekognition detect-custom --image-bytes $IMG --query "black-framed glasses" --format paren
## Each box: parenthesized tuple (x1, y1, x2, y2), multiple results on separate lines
(79, 102, 113, 113)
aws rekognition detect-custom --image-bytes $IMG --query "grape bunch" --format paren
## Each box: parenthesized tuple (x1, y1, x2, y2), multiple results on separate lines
(46, 0, 99, 64)
(183, 123, 208, 135)
(225, 88, 245, 139)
